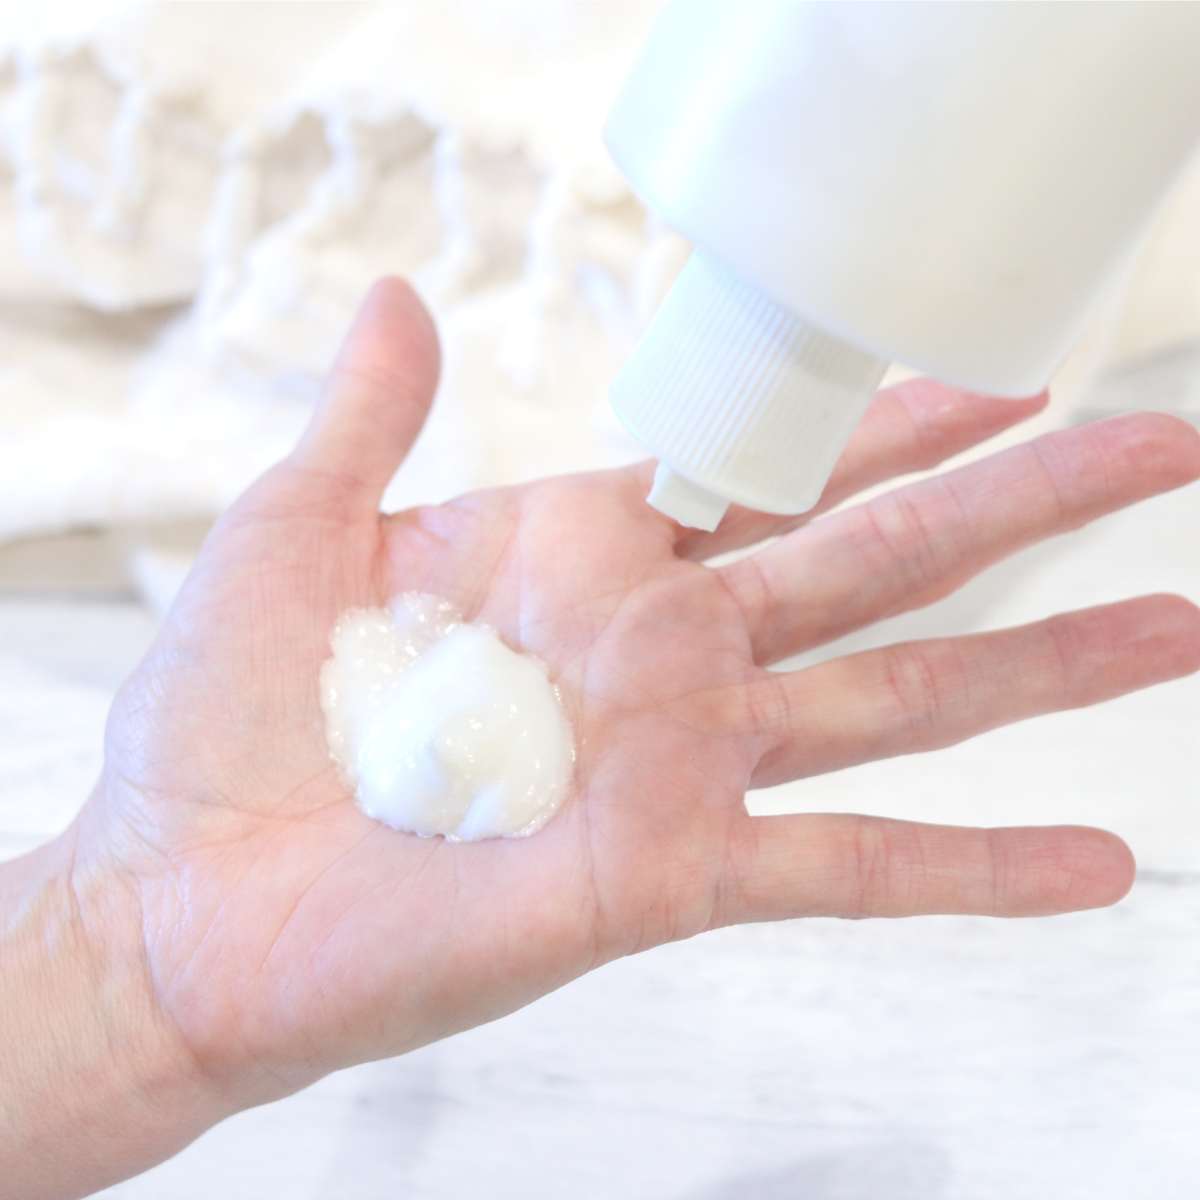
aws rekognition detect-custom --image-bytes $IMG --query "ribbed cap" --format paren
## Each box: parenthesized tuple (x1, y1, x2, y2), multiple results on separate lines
(611, 252, 889, 530)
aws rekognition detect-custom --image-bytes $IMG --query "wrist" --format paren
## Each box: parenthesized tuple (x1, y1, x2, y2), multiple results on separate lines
(0, 828, 232, 1200)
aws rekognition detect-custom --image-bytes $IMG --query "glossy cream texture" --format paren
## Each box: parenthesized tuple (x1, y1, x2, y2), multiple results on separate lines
(320, 593, 574, 840)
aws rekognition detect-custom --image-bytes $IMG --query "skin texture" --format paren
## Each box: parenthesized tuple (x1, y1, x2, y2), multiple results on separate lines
(3, 278, 1200, 1198)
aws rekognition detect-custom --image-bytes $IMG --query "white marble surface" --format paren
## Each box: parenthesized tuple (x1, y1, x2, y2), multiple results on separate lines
(94, 888, 1200, 1200)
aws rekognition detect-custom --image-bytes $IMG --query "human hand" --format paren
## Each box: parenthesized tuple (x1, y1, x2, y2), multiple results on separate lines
(6, 279, 1198, 1197)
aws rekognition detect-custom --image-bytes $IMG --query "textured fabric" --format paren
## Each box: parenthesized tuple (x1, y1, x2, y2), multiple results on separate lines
(0, 0, 668, 562)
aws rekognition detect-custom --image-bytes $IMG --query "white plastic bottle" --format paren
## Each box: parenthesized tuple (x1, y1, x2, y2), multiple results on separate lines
(606, 0, 1200, 530)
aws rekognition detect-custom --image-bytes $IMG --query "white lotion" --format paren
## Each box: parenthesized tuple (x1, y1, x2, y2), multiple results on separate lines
(320, 593, 574, 840)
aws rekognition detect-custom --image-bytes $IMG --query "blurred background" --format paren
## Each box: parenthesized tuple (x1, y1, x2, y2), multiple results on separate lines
(2, 3, 1199, 1196)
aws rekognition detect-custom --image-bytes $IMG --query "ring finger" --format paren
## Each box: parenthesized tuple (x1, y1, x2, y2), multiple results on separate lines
(747, 593, 1200, 787)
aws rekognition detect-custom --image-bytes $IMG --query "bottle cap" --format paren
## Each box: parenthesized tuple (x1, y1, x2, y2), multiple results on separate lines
(611, 251, 889, 530)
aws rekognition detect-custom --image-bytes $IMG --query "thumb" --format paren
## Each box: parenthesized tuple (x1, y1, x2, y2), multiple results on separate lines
(289, 276, 441, 514)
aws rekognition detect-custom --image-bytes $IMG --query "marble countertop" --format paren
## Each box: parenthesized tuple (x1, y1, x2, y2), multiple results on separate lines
(92, 884, 1200, 1200)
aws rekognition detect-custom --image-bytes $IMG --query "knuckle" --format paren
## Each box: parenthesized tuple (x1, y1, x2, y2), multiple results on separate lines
(982, 828, 1012, 914)
(1039, 613, 1087, 697)
(859, 485, 958, 597)
(880, 641, 965, 741)
(710, 818, 760, 930)
(719, 556, 774, 649)
(847, 817, 925, 917)
(1024, 436, 1075, 523)
(742, 672, 796, 740)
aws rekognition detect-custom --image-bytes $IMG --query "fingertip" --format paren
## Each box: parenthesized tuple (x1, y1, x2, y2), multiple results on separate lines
(1069, 826, 1137, 910)
(886, 380, 1049, 470)
(886, 379, 1046, 411)
(1140, 410, 1200, 458)
(1100, 829, 1138, 905)
(959, 388, 1050, 440)
(948, 385, 1049, 424)
(987, 388, 1050, 416)
(1141, 592, 1200, 676)
(1094, 411, 1200, 491)
(964, 387, 1050, 423)
(347, 276, 441, 383)
(291, 277, 442, 510)
(1026, 826, 1136, 915)
(384, 276, 440, 371)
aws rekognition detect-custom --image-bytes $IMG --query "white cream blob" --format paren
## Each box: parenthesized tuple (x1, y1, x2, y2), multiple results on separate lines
(320, 593, 574, 841)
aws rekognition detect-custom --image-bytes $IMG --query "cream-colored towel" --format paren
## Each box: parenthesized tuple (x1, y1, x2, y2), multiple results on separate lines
(0, 1, 369, 308)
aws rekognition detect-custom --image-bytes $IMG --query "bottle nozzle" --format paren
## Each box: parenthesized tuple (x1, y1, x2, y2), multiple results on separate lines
(646, 463, 729, 531)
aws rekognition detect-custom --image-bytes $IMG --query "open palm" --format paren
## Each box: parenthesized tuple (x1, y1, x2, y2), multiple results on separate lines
(85, 280, 1200, 1106)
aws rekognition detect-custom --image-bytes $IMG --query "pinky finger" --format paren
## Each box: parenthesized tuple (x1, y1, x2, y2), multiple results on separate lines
(719, 813, 1135, 922)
